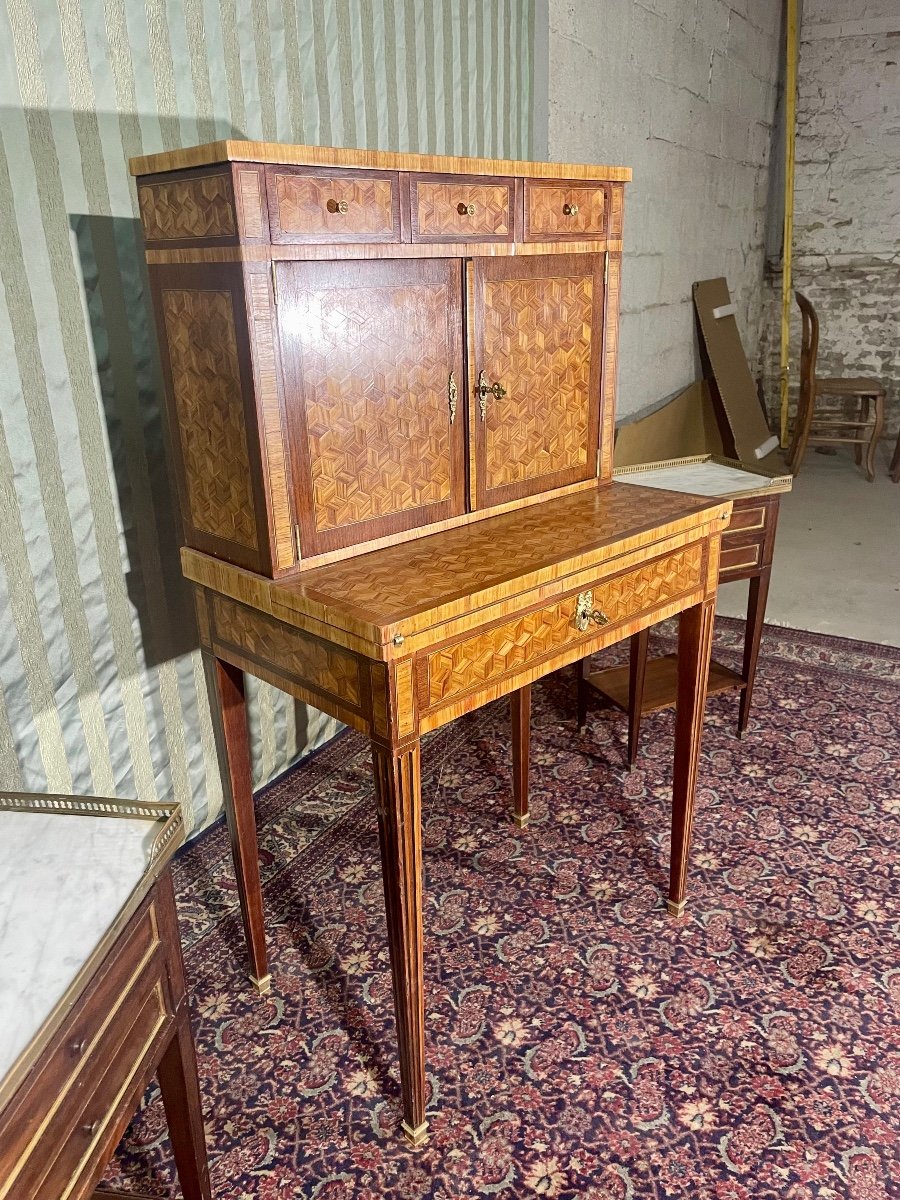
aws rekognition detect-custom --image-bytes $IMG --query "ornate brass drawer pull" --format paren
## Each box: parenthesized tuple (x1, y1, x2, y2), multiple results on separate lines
(326, 198, 349, 214)
(457, 201, 477, 216)
(562, 201, 579, 217)
(575, 590, 610, 632)
(448, 372, 458, 424)
(475, 370, 507, 420)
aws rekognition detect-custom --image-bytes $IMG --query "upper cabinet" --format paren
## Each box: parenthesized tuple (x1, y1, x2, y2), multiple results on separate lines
(131, 144, 630, 578)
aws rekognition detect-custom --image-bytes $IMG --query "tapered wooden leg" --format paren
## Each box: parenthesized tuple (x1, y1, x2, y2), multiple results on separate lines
(738, 570, 771, 737)
(511, 685, 531, 828)
(372, 739, 428, 1147)
(667, 598, 716, 917)
(865, 394, 884, 482)
(157, 1012, 213, 1200)
(576, 658, 590, 733)
(627, 628, 650, 769)
(203, 652, 270, 993)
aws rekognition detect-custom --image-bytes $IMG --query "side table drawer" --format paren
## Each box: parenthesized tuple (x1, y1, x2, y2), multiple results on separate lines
(726, 502, 768, 534)
(0, 897, 170, 1200)
(268, 167, 401, 243)
(418, 541, 705, 710)
(408, 174, 514, 242)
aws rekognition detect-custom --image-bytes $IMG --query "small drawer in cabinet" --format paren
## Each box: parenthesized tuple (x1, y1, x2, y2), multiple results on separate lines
(267, 167, 401, 243)
(524, 180, 608, 240)
(418, 541, 705, 711)
(408, 174, 515, 242)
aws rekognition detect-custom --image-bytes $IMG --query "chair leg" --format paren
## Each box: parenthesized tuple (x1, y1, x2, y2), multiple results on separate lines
(864, 394, 884, 483)
(787, 389, 815, 476)
(855, 397, 869, 467)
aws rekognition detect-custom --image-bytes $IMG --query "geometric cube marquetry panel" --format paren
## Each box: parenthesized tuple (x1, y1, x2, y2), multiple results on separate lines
(138, 174, 236, 241)
(283, 265, 457, 534)
(212, 596, 362, 708)
(162, 289, 258, 549)
(482, 272, 594, 489)
(299, 485, 709, 623)
(422, 543, 704, 707)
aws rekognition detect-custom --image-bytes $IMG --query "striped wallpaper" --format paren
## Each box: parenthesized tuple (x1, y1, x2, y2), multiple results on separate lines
(0, 0, 535, 833)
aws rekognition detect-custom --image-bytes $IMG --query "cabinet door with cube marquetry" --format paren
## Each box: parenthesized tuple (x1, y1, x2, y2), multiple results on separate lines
(467, 254, 606, 511)
(276, 258, 467, 557)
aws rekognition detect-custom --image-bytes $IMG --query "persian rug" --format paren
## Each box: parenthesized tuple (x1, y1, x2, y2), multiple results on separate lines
(103, 620, 900, 1200)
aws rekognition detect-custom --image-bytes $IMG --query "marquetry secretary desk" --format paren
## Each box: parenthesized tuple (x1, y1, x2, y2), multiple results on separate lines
(131, 141, 732, 1145)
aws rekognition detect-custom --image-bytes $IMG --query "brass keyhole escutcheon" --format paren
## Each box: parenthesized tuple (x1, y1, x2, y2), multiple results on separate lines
(327, 198, 349, 214)
(563, 201, 579, 217)
(475, 370, 507, 420)
(457, 201, 477, 216)
(574, 590, 610, 632)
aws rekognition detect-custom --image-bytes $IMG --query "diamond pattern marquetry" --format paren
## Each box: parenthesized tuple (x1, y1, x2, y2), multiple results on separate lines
(297, 485, 712, 625)
(526, 184, 606, 237)
(273, 173, 397, 239)
(413, 181, 511, 239)
(212, 596, 363, 708)
(162, 289, 258, 549)
(138, 174, 235, 241)
(291, 278, 455, 534)
(483, 273, 594, 489)
(424, 544, 704, 707)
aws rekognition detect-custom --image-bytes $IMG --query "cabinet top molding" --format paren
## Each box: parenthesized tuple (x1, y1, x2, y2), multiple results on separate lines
(129, 139, 633, 182)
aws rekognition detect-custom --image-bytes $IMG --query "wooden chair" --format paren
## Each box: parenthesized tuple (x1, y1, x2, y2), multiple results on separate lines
(788, 291, 885, 481)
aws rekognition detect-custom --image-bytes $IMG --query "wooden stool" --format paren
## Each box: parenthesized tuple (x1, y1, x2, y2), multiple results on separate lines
(788, 292, 885, 481)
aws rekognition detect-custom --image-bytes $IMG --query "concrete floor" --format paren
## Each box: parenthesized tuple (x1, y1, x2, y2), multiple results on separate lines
(716, 444, 900, 646)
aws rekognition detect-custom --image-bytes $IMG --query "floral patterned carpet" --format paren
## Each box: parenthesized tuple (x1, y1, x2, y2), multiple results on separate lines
(104, 620, 900, 1200)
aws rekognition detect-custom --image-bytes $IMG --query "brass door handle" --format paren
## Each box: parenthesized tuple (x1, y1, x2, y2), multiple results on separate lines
(457, 201, 477, 216)
(562, 202, 579, 216)
(475, 370, 507, 420)
(326, 198, 349, 214)
(574, 591, 610, 632)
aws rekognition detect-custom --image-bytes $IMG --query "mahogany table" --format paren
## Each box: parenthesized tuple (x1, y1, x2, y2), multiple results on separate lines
(188, 480, 731, 1146)
(577, 456, 792, 760)
(0, 793, 211, 1200)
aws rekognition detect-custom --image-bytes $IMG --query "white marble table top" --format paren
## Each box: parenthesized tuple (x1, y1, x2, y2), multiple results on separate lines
(0, 811, 159, 1084)
(617, 460, 779, 497)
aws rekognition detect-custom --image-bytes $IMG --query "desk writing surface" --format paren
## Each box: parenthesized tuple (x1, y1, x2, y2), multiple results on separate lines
(265, 483, 730, 638)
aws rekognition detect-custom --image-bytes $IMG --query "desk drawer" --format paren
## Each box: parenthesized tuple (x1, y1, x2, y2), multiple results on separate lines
(268, 168, 401, 243)
(409, 174, 514, 242)
(719, 541, 762, 576)
(524, 180, 608, 240)
(0, 897, 169, 1199)
(418, 541, 705, 710)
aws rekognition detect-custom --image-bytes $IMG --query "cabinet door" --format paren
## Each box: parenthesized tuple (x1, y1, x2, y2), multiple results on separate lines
(278, 258, 466, 556)
(468, 254, 605, 510)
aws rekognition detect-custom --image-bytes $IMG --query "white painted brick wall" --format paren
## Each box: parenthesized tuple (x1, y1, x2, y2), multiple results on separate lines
(761, 0, 900, 438)
(547, 0, 782, 421)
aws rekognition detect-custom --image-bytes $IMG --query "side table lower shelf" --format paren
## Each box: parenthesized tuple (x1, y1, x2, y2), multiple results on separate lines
(583, 651, 745, 718)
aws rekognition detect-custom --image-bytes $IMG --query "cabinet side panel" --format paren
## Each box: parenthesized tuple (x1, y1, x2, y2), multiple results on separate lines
(599, 252, 622, 480)
(245, 266, 296, 572)
(148, 263, 271, 574)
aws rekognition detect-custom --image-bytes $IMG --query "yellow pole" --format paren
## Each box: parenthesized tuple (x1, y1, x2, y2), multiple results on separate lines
(779, 0, 799, 447)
